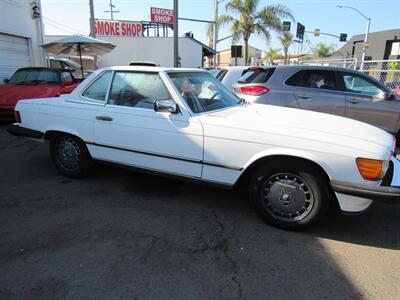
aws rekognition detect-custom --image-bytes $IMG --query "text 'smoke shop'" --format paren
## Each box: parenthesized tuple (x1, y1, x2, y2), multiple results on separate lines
(149, 7, 174, 25)
(95, 20, 142, 37)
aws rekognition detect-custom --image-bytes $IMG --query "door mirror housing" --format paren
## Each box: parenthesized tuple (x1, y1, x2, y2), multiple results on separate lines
(154, 99, 178, 113)
(385, 91, 395, 100)
(3, 79, 9, 84)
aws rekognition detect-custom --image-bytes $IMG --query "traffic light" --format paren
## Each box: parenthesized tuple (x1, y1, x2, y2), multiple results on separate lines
(296, 23, 305, 41)
(339, 33, 347, 42)
(282, 21, 291, 32)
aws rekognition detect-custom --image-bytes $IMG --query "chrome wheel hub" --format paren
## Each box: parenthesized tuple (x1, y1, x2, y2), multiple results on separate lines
(57, 137, 80, 170)
(262, 173, 314, 222)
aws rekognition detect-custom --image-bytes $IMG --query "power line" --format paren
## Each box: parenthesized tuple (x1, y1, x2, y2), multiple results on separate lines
(43, 17, 87, 34)
(43, 20, 77, 34)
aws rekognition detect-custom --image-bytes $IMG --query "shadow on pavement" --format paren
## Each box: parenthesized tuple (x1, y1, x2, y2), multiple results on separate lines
(1, 126, 398, 299)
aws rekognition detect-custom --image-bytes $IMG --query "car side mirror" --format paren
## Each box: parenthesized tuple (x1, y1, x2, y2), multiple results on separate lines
(386, 91, 395, 100)
(154, 99, 178, 113)
(3, 79, 9, 84)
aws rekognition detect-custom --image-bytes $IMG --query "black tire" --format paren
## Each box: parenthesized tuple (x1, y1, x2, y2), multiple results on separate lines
(50, 133, 92, 178)
(249, 159, 331, 230)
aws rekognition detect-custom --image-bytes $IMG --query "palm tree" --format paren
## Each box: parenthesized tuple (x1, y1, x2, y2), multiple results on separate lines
(262, 47, 280, 64)
(279, 32, 293, 64)
(218, 0, 293, 65)
(206, 23, 214, 49)
(313, 42, 336, 59)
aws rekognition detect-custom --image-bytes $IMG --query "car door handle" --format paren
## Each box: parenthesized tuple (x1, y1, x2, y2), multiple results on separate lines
(96, 115, 113, 121)
(296, 94, 311, 99)
(346, 97, 362, 104)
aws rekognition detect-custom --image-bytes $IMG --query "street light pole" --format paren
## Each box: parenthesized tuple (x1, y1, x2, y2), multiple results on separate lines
(337, 5, 371, 70)
(173, 0, 179, 67)
(361, 17, 371, 70)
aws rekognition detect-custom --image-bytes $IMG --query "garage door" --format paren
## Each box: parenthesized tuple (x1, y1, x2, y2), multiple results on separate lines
(0, 33, 32, 82)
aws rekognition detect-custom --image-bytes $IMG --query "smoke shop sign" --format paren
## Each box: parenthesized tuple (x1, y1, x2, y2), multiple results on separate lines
(95, 20, 142, 37)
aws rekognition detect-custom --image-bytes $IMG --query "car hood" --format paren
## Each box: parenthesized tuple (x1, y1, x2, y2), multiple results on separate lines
(0, 83, 60, 106)
(198, 103, 395, 155)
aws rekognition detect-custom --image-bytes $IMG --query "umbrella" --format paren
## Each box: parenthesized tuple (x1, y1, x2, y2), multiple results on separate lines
(42, 36, 116, 79)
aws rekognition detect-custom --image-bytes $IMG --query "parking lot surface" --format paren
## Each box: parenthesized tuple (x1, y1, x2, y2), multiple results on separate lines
(0, 124, 399, 300)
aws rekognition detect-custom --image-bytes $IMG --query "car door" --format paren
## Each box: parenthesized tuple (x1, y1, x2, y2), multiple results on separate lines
(338, 71, 399, 133)
(288, 69, 346, 116)
(93, 70, 204, 178)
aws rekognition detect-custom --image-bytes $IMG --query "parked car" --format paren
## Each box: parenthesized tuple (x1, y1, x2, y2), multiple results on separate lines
(212, 66, 251, 90)
(7, 66, 399, 229)
(233, 65, 400, 141)
(0, 67, 79, 121)
(48, 56, 91, 80)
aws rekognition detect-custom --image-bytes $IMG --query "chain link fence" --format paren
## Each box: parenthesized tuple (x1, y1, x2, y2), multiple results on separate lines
(300, 58, 400, 89)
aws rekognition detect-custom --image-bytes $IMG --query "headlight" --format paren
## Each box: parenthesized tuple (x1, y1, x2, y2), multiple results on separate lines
(356, 157, 390, 181)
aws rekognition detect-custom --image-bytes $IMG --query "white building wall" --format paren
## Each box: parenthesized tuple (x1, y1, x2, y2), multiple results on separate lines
(95, 36, 203, 68)
(0, 0, 46, 71)
(44, 35, 206, 69)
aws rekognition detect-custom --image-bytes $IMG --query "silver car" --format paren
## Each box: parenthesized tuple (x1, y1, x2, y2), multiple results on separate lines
(233, 65, 400, 140)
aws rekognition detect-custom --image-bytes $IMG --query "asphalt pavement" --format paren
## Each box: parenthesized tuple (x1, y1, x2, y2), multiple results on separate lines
(0, 124, 399, 300)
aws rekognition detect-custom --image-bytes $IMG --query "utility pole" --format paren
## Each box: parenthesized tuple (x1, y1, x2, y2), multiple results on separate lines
(213, 0, 218, 66)
(89, 0, 97, 70)
(213, 0, 225, 67)
(105, 0, 119, 20)
(173, 0, 179, 67)
(89, 0, 95, 37)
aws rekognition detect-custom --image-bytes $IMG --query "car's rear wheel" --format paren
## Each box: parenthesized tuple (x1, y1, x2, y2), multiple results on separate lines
(50, 134, 91, 178)
(249, 159, 331, 230)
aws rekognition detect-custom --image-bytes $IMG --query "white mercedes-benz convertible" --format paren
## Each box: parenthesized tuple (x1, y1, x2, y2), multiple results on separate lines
(7, 66, 400, 229)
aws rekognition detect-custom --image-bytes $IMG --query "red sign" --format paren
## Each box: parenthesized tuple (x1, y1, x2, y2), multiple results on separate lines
(149, 7, 174, 24)
(95, 20, 142, 37)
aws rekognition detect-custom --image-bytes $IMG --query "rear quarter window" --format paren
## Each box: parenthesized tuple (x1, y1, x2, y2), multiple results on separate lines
(238, 68, 275, 84)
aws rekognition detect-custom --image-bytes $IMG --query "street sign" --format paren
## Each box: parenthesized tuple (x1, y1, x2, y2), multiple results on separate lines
(314, 29, 320, 37)
(339, 33, 347, 42)
(282, 21, 291, 32)
(150, 7, 174, 24)
(231, 45, 242, 58)
(296, 23, 305, 41)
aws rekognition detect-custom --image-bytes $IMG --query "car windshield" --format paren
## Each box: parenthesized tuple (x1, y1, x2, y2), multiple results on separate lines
(64, 60, 81, 70)
(168, 71, 241, 113)
(9, 69, 60, 84)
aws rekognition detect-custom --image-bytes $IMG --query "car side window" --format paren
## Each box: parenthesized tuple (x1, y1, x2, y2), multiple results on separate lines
(62, 72, 73, 83)
(82, 71, 112, 101)
(341, 73, 385, 97)
(50, 59, 63, 69)
(285, 70, 303, 86)
(108, 72, 171, 109)
(286, 70, 337, 90)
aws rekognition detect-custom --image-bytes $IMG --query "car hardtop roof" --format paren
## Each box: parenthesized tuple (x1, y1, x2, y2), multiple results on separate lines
(273, 64, 361, 72)
(15, 67, 63, 73)
(216, 66, 250, 70)
(101, 66, 209, 73)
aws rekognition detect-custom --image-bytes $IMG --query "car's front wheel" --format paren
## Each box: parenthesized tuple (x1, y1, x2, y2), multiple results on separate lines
(249, 159, 331, 230)
(50, 133, 92, 178)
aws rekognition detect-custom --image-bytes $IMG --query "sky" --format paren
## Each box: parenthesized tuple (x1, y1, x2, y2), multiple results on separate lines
(41, 0, 400, 56)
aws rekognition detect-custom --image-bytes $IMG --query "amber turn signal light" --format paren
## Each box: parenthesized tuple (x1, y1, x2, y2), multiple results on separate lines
(356, 158, 384, 181)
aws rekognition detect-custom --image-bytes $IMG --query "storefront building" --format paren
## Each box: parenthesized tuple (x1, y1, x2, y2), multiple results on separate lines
(0, 0, 46, 82)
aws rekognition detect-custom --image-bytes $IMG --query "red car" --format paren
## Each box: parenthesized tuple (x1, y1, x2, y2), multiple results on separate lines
(0, 67, 79, 121)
